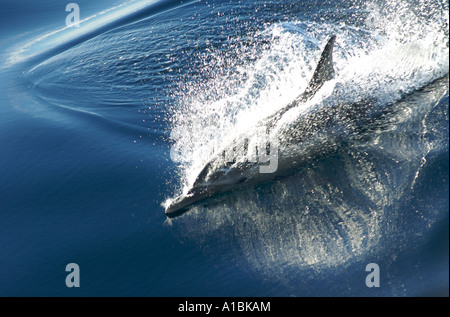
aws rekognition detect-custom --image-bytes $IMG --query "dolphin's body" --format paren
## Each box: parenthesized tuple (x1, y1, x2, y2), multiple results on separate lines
(165, 36, 340, 217)
(165, 35, 448, 218)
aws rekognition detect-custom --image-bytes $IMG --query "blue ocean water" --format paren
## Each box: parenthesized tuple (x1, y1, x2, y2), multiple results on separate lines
(0, 0, 448, 296)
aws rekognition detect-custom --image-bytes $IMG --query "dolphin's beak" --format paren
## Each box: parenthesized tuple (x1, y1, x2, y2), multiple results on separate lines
(165, 186, 216, 218)
(165, 194, 191, 218)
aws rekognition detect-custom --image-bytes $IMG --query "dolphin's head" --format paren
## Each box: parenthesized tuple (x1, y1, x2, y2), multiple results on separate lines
(165, 185, 217, 218)
(165, 162, 257, 217)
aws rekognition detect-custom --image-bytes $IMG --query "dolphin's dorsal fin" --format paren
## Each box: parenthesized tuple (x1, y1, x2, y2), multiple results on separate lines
(300, 35, 336, 101)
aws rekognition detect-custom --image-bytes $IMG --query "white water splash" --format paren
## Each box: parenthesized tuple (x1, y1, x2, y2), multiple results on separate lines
(167, 0, 449, 280)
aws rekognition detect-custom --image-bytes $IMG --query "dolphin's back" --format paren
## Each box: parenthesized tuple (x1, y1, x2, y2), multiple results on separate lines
(275, 35, 337, 120)
(301, 35, 336, 100)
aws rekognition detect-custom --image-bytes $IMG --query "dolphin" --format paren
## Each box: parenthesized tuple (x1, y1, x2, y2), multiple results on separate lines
(165, 35, 339, 217)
